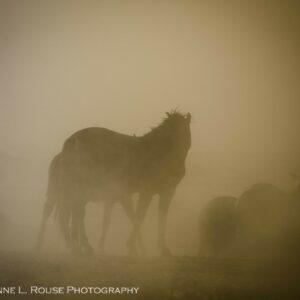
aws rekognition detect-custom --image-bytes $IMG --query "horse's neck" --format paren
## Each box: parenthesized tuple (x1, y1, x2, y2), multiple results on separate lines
(138, 130, 171, 157)
(137, 131, 187, 167)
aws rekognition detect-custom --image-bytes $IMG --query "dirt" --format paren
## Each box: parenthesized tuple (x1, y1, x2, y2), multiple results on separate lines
(0, 251, 299, 300)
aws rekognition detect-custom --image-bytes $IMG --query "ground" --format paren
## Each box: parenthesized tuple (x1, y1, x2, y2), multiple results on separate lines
(0, 251, 299, 300)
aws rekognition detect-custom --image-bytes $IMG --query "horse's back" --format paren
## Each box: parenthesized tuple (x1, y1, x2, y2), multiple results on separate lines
(60, 127, 138, 188)
(237, 183, 289, 249)
(64, 127, 136, 154)
(238, 183, 286, 214)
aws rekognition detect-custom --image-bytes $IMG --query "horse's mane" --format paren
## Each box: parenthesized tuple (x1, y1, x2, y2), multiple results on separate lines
(141, 110, 186, 140)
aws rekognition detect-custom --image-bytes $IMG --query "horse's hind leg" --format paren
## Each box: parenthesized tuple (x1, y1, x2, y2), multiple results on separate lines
(58, 202, 72, 251)
(78, 204, 93, 254)
(120, 198, 146, 255)
(70, 205, 83, 255)
(98, 200, 114, 254)
(69, 200, 93, 256)
(127, 193, 152, 257)
(37, 196, 56, 252)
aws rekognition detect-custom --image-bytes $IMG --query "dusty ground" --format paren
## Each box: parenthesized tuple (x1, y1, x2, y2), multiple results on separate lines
(0, 251, 300, 300)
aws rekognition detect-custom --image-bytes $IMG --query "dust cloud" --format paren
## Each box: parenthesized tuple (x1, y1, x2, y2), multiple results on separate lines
(0, 0, 300, 258)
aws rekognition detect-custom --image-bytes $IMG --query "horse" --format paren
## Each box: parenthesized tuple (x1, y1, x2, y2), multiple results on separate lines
(38, 111, 191, 256)
(236, 176, 300, 257)
(199, 196, 238, 257)
(37, 153, 140, 254)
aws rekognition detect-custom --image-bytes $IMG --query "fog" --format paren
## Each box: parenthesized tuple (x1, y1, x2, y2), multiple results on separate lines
(0, 0, 300, 256)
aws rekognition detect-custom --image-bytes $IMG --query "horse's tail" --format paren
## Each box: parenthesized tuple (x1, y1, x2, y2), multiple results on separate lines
(45, 153, 62, 217)
(61, 133, 82, 166)
(53, 134, 83, 248)
(48, 152, 72, 243)
(52, 198, 59, 220)
(61, 133, 89, 179)
(37, 153, 63, 251)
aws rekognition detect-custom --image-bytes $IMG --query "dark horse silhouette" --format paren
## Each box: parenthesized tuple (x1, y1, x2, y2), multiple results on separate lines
(38, 111, 191, 256)
(236, 177, 300, 257)
(199, 196, 238, 257)
(37, 152, 142, 254)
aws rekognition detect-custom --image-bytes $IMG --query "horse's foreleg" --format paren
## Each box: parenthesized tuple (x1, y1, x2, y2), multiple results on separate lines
(158, 188, 175, 256)
(127, 193, 152, 256)
(98, 200, 114, 254)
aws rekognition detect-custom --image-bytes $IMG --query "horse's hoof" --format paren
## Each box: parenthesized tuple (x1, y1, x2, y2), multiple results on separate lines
(128, 246, 138, 258)
(35, 244, 42, 254)
(139, 247, 147, 257)
(70, 244, 82, 257)
(137, 242, 147, 257)
(84, 245, 94, 256)
(161, 246, 172, 257)
(98, 245, 106, 256)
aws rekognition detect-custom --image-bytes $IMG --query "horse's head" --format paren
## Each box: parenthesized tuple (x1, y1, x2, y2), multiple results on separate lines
(164, 110, 192, 152)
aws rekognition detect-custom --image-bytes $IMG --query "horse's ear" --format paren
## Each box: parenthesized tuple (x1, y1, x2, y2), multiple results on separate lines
(185, 112, 191, 123)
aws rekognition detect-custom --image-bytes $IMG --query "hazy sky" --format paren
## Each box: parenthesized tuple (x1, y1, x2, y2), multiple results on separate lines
(1, 0, 300, 254)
